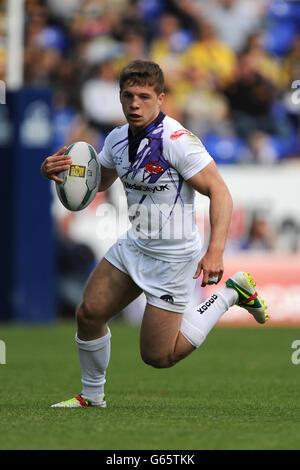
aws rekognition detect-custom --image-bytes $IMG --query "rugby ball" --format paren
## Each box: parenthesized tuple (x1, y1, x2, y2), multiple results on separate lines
(55, 141, 100, 211)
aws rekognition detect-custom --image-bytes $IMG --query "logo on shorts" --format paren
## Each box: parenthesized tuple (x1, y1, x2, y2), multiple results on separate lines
(170, 129, 192, 140)
(160, 294, 174, 304)
(69, 165, 86, 177)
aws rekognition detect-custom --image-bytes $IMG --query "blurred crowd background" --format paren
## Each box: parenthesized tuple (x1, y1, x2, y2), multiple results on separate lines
(0, 0, 299, 161)
(1, 0, 300, 319)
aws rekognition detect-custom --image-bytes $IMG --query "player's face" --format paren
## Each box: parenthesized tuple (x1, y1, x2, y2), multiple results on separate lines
(120, 83, 165, 135)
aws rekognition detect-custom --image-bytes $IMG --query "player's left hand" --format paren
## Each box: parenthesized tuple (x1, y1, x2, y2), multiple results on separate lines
(193, 250, 224, 287)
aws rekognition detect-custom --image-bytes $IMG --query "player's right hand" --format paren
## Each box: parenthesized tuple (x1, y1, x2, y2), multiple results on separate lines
(41, 146, 72, 183)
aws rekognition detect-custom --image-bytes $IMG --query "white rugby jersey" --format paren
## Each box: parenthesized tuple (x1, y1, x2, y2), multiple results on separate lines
(98, 113, 213, 261)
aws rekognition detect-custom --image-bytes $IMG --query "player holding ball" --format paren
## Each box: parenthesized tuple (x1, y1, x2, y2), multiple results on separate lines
(41, 60, 268, 408)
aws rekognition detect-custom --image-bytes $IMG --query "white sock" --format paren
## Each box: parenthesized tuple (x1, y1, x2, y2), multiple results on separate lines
(75, 328, 111, 403)
(180, 287, 238, 348)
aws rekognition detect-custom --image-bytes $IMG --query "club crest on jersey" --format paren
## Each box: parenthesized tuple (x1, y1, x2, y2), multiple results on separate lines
(145, 161, 164, 174)
(170, 129, 192, 140)
(69, 165, 86, 178)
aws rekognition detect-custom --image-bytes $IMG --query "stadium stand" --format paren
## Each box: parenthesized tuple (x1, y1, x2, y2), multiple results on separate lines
(12, 0, 298, 163)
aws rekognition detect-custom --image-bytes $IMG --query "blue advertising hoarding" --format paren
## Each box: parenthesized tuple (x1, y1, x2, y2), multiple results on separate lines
(0, 88, 56, 322)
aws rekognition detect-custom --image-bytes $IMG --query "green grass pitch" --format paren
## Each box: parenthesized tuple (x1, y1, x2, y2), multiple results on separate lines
(0, 320, 299, 450)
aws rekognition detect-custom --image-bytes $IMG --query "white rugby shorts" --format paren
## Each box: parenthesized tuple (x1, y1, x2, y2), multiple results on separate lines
(104, 239, 202, 313)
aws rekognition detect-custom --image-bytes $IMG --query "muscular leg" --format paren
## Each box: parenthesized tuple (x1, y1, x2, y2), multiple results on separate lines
(75, 258, 142, 403)
(77, 258, 143, 340)
(140, 283, 238, 369)
(140, 304, 195, 369)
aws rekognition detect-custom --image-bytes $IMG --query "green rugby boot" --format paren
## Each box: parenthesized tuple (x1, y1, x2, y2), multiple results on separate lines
(226, 271, 268, 324)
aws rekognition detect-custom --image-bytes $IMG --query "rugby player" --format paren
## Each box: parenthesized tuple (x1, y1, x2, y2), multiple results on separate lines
(41, 60, 268, 408)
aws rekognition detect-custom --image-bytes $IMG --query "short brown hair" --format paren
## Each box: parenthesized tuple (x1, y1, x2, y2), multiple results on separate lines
(119, 60, 165, 95)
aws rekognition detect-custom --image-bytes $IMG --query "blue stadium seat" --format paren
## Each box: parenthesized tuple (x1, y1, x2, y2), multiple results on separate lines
(268, 1, 300, 23)
(263, 1, 300, 55)
(139, 0, 167, 22)
(203, 134, 249, 164)
(263, 21, 297, 56)
(36, 26, 68, 53)
(269, 134, 299, 160)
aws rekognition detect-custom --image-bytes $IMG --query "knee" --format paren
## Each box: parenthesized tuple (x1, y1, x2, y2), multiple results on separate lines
(76, 300, 104, 328)
(141, 351, 176, 369)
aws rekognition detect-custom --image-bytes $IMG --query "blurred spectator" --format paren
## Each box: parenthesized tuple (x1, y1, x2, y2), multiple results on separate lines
(52, 89, 77, 151)
(160, 84, 183, 123)
(81, 59, 126, 135)
(200, 0, 266, 53)
(282, 34, 300, 88)
(243, 32, 282, 88)
(25, 47, 64, 86)
(24, 3, 69, 86)
(182, 19, 237, 88)
(223, 51, 281, 140)
(114, 29, 148, 74)
(278, 217, 300, 254)
(247, 131, 279, 164)
(241, 212, 277, 252)
(172, 64, 232, 138)
(165, 0, 203, 35)
(65, 113, 100, 149)
(0, 2, 5, 81)
(69, 0, 123, 41)
(25, 3, 51, 48)
(56, 213, 97, 317)
(46, 0, 82, 20)
(150, 13, 193, 86)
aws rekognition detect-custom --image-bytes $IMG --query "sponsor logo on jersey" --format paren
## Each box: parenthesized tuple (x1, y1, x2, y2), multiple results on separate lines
(170, 129, 192, 140)
(145, 161, 164, 174)
(124, 181, 169, 193)
(69, 165, 86, 178)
